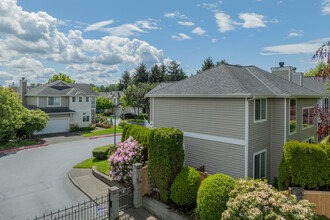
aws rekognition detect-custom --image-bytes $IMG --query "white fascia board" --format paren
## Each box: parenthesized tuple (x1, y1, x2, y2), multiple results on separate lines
(184, 131, 246, 146)
(145, 93, 253, 98)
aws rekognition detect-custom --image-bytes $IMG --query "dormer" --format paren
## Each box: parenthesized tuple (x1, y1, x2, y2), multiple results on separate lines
(50, 81, 71, 90)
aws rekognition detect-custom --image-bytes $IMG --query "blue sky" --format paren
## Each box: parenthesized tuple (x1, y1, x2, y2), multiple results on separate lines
(0, 0, 329, 86)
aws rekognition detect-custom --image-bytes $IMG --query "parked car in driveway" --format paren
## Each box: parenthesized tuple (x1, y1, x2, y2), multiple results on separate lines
(120, 113, 137, 120)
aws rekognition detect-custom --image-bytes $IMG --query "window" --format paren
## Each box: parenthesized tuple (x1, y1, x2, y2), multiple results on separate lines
(79, 97, 82, 102)
(91, 97, 96, 105)
(83, 113, 89, 122)
(324, 98, 329, 110)
(86, 97, 89, 102)
(302, 107, 315, 129)
(255, 99, 267, 122)
(303, 137, 315, 144)
(48, 96, 60, 106)
(72, 97, 76, 102)
(254, 150, 266, 179)
(290, 99, 296, 134)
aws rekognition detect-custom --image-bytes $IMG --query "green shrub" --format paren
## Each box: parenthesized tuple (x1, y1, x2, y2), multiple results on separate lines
(321, 135, 330, 144)
(121, 124, 151, 159)
(92, 145, 110, 160)
(108, 144, 117, 157)
(170, 166, 200, 206)
(197, 173, 235, 220)
(290, 120, 296, 133)
(96, 115, 109, 124)
(71, 125, 96, 132)
(149, 127, 185, 203)
(137, 113, 148, 120)
(278, 141, 329, 190)
(118, 120, 130, 128)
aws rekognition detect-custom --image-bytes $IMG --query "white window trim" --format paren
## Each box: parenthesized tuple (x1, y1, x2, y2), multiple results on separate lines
(86, 97, 89, 102)
(289, 99, 297, 135)
(72, 97, 76, 102)
(79, 96, 83, 102)
(253, 149, 267, 179)
(254, 98, 267, 123)
(302, 106, 315, 130)
(47, 96, 61, 107)
(302, 136, 315, 143)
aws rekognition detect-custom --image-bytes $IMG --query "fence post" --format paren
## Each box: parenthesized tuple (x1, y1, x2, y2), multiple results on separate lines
(109, 186, 120, 220)
(133, 163, 143, 208)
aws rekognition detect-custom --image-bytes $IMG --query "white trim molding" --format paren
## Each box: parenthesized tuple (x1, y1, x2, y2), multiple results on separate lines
(183, 131, 246, 146)
(301, 106, 316, 130)
(47, 96, 61, 107)
(254, 98, 267, 123)
(244, 98, 249, 177)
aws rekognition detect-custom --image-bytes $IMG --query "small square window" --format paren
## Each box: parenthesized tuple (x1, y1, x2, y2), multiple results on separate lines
(79, 97, 82, 102)
(83, 113, 89, 122)
(86, 97, 89, 102)
(72, 97, 76, 102)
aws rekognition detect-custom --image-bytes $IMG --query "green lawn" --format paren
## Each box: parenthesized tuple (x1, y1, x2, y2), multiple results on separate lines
(74, 157, 110, 175)
(81, 127, 123, 137)
(0, 141, 38, 150)
(128, 119, 144, 123)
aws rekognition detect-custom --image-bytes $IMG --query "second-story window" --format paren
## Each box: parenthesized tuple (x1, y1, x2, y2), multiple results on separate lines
(72, 97, 76, 102)
(79, 97, 82, 102)
(255, 99, 267, 122)
(290, 99, 296, 134)
(48, 96, 60, 106)
(302, 107, 315, 129)
(91, 97, 96, 105)
(86, 97, 89, 102)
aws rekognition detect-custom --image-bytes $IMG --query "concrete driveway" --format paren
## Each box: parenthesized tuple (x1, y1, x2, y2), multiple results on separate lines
(0, 137, 116, 220)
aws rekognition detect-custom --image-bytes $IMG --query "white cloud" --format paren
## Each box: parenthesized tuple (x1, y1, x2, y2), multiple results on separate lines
(322, 0, 330, 15)
(164, 11, 187, 19)
(192, 27, 206, 35)
(197, 1, 222, 11)
(288, 30, 303, 38)
(171, 33, 192, 40)
(6, 57, 43, 72)
(178, 21, 195, 26)
(84, 19, 114, 32)
(0, 71, 13, 84)
(239, 13, 266, 28)
(211, 38, 218, 43)
(0, 0, 165, 85)
(261, 38, 330, 55)
(214, 12, 236, 32)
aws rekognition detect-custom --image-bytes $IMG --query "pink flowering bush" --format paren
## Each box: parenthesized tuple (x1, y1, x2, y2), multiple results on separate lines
(108, 136, 143, 183)
(222, 179, 316, 220)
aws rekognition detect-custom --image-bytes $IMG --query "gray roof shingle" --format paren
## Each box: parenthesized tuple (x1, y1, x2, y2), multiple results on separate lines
(146, 64, 321, 98)
(25, 80, 97, 96)
(303, 77, 329, 95)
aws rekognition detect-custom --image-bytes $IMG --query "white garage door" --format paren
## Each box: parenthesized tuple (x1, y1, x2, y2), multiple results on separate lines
(35, 118, 69, 135)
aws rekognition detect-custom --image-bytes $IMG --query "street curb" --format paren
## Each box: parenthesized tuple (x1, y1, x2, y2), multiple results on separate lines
(0, 143, 48, 154)
(88, 133, 122, 140)
(67, 168, 94, 201)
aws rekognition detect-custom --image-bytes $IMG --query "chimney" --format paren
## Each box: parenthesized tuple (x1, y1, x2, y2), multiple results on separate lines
(19, 77, 27, 106)
(271, 62, 295, 81)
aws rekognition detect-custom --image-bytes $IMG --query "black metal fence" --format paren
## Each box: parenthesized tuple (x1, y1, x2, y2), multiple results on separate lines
(28, 194, 110, 220)
(119, 187, 133, 211)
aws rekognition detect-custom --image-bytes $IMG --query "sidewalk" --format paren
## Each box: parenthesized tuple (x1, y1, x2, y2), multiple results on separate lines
(68, 168, 156, 220)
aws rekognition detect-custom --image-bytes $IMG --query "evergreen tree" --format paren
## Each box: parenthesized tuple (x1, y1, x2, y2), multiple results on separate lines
(120, 70, 131, 89)
(149, 64, 166, 83)
(202, 57, 215, 71)
(167, 61, 187, 81)
(133, 63, 149, 84)
(216, 59, 228, 66)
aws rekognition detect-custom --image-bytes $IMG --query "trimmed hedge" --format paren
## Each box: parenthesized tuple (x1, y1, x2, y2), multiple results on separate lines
(148, 127, 185, 203)
(137, 113, 148, 120)
(121, 124, 151, 160)
(278, 141, 330, 190)
(197, 173, 235, 220)
(71, 124, 96, 132)
(92, 145, 111, 160)
(170, 166, 200, 206)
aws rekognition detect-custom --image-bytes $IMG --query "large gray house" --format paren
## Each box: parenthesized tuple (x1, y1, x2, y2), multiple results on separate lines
(17, 79, 97, 134)
(146, 64, 320, 183)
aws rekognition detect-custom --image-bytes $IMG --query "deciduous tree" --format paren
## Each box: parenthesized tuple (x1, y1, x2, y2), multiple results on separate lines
(49, 73, 75, 83)
(96, 97, 113, 111)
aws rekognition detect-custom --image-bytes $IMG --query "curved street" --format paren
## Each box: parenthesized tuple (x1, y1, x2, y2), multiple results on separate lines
(0, 137, 115, 220)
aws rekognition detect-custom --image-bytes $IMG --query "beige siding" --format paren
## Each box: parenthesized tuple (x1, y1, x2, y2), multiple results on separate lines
(61, 96, 69, 107)
(39, 97, 47, 107)
(248, 99, 271, 178)
(270, 98, 285, 182)
(154, 98, 245, 140)
(287, 98, 318, 142)
(26, 96, 37, 106)
(184, 136, 245, 178)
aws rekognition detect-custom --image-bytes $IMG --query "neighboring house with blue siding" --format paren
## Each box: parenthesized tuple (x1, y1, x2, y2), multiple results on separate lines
(146, 63, 321, 183)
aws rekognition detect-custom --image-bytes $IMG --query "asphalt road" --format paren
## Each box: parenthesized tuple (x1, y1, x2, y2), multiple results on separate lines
(0, 137, 116, 220)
